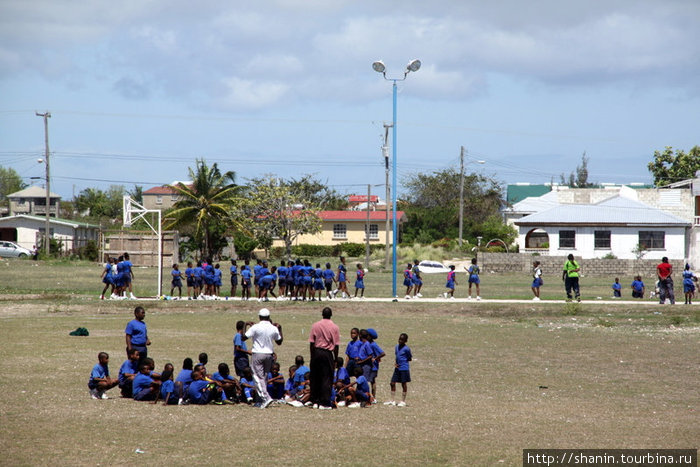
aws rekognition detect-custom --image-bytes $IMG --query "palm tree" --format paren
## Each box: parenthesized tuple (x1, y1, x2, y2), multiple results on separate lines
(165, 159, 240, 260)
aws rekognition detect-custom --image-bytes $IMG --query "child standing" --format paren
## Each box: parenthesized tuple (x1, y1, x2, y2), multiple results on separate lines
(682, 264, 697, 305)
(403, 263, 413, 299)
(185, 261, 194, 299)
(631, 275, 645, 299)
(444, 265, 456, 299)
(88, 352, 119, 399)
(354, 264, 366, 298)
(384, 333, 412, 407)
(240, 263, 251, 301)
(531, 261, 543, 301)
(229, 260, 239, 299)
(233, 320, 251, 377)
(411, 259, 423, 298)
(466, 257, 481, 300)
(612, 277, 622, 298)
(170, 263, 184, 298)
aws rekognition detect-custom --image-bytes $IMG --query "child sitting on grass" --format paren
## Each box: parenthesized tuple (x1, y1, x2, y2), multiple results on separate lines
(132, 358, 160, 401)
(212, 362, 240, 404)
(118, 348, 140, 398)
(348, 366, 374, 407)
(266, 362, 285, 401)
(88, 352, 119, 400)
(239, 367, 257, 404)
(187, 364, 223, 405)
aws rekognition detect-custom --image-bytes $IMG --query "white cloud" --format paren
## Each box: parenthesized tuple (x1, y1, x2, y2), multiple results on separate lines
(218, 77, 290, 110)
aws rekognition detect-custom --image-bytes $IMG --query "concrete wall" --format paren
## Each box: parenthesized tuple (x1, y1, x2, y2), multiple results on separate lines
(480, 252, 687, 279)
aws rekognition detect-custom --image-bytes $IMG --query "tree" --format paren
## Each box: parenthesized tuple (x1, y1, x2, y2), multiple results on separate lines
(165, 159, 241, 260)
(74, 185, 124, 219)
(284, 175, 348, 210)
(244, 177, 322, 260)
(560, 152, 594, 188)
(401, 168, 505, 245)
(0, 166, 27, 207)
(647, 146, 700, 187)
(129, 185, 144, 204)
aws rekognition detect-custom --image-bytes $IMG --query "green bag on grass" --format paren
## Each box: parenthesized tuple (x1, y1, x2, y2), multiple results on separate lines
(69, 327, 89, 336)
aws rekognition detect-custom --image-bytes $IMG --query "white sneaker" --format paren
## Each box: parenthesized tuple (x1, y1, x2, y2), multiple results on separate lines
(383, 400, 396, 406)
(467, 296, 472, 300)
(312, 404, 319, 409)
(348, 402, 361, 408)
(416, 293, 422, 298)
(443, 292, 448, 298)
(532, 296, 540, 301)
(100, 392, 109, 400)
(405, 295, 411, 299)
(397, 401, 406, 407)
(261, 399, 273, 409)
(476, 296, 481, 301)
(337, 401, 346, 407)
(288, 400, 304, 407)
(318, 405, 332, 410)
(90, 389, 100, 399)
(304, 401, 313, 407)
(130, 293, 136, 299)
(450, 296, 455, 300)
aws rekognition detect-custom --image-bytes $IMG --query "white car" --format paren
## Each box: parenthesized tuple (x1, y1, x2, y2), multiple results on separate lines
(0, 241, 31, 258)
(417, 260, 451, 274)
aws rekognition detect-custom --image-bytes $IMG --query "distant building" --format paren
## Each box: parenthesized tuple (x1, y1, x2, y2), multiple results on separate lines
(142, 185, 186, 211)
(0, 214, 98, 252)
(7, 186, 61, 217)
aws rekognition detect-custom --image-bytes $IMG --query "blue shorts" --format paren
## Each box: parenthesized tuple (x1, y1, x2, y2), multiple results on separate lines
(171, 278, 182, 288)
(468, 275, 480, 284)
(368, 369, 378, 383)
(230, 276, 238, 286)
(445, 280, 454, 289)
(186, 277, 194, 287)
(684, 281, 695, 293)
(531, 277, 543, 288)
(403, 278, 412, 287)
(391, 368, 411, 383)
(314, 280, 324, 291)
(412, 278, 422, 286)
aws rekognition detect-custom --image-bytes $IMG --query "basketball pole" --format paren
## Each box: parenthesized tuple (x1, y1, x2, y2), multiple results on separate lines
(123, 196, 162, 297)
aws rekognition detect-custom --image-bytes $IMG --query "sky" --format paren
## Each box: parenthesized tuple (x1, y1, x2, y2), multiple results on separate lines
(1, 0, 699, 202)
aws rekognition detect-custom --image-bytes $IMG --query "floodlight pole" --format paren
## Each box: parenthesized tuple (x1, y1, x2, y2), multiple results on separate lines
(123, 196, 162, 297)
(36, 111, 51, 256)
(373, 59, 421, 299)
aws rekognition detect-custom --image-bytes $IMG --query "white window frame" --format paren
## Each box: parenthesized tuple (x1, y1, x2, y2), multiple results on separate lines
(333, 223, 347, 239)
(364, 223, 379, 240)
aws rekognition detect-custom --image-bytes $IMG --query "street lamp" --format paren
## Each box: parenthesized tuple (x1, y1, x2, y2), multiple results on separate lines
(373, 59, 421, 299)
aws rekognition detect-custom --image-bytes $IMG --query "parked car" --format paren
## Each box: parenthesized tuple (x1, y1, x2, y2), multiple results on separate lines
(0, 241, 31, 258)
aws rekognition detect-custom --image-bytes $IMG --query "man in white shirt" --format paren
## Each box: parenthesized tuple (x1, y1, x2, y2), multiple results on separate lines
(242, 308, 283, 408)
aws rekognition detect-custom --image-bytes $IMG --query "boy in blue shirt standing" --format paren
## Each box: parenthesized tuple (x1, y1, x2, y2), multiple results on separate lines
(88, 352, 119, 399)
(384, 333, 412, 407)
(233, 320, 251, 377)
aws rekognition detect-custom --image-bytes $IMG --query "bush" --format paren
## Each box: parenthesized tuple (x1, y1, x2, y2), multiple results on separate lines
(75, 240, 99, 261)
(602, 253, 618, 259)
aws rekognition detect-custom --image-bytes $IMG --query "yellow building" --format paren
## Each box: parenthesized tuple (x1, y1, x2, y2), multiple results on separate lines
(271, 210, 407, 247)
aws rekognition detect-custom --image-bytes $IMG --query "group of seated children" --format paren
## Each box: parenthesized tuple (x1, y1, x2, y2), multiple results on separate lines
(88, 347, 393, 408)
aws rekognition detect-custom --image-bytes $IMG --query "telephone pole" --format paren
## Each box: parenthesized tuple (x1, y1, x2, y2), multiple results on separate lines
(36, 111, 51, 256)
(458, 146, 465, 248)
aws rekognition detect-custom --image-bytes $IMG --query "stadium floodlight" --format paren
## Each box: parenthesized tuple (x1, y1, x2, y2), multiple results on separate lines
(372, 58, 421, 299)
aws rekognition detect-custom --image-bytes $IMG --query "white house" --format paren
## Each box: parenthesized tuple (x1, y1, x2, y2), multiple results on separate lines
(514, 195, 691, 260)
(0, 215, 99, 253)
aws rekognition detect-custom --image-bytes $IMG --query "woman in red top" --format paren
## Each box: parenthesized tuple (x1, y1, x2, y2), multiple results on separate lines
(656, 257, 675, 305)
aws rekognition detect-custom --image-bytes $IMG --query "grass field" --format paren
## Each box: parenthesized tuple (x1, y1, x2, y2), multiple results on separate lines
(0, 259, 698, 466)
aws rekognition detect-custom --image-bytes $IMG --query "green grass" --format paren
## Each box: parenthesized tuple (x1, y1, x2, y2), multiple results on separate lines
(0, 259, 698, 466)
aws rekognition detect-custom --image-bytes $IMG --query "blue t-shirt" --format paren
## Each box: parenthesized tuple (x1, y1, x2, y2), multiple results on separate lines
(336, 366, 350, 385)
(125, 319, 148, 346)
(294, 365, 310, 385)
(323, 268, 335, 282)
(355, 375, 370, 394)
(395, 344, 412, 371)
(370, 342, 384, 371)
(160, 379, 175, 399)
(631, 280, 644, 292)
(284, 378, 296, 395)
(89, 363, 109, 386)
(187, 380, 211, 403)
(357, 341, 373, 364)
(345, 339, 360, 360)
(241, 269, 252, 282)
(185, 267, 194, 279)
(118, 359, 139, 385)
(171, 268, 181, 279)
(193, 266, 203, 278)
(230, 265, 238, 276)
(175, 369, 193, 385)
(234, 333, 247, 358)
(122, 260, 133, 276)
(132, 372, 154, 397)
(612, 282, 622, 291)
(211, 372, 235, 383)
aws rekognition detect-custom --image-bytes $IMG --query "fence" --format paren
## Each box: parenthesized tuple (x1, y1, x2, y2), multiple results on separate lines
(100, 230, 180, 268)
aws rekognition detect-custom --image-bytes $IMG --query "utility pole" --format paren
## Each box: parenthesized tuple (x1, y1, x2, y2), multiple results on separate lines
(36, 111, 51, 256)
(382, 123, 392, 269)
(365, 184, 371, 269)
(458, 146, 465, 248)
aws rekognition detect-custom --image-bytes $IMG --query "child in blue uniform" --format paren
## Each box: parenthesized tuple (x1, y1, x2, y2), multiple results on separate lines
(241, 263, 251, 301)
(445, 265, 457, 299)
(233, 320, 251, 377)
(133, 358, 159, 401)
(185, 261, 194, 299)
(466, 257, 481, 300)
(100, 258, 115, 300)
(323, 263, 336, 299)
(411, 259, 423, 298)
(384, 333, 412, 407)
(350, 366, 373, 407)
(266, 362, 285, 400)
(312, 263, 324, 301)
(188, 364, 223, 405)
(345, 327, 360, 377)
(156, 368, 178, 405)
(354, 264, 366, 298)
(403, 263, 413, 299)
(170, 263, 184, 298)
(367, 328, 385, 400)
(239, 367, 257, 403)
(631, 275, 645, 299)
(612, 277, 622, 298)
(118, 348, 140, 398)
(336, 256, 349, 299)
(193, 262, 203, 298)
(212, 362, 240, 404)
(229, 260, 239, 299)
(88, 352, 119, 399)
(122, 252, 135, 299)
(682, 264, 697, 304)
(175, 358, 194, 403)
(213, 264, 222, 297)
